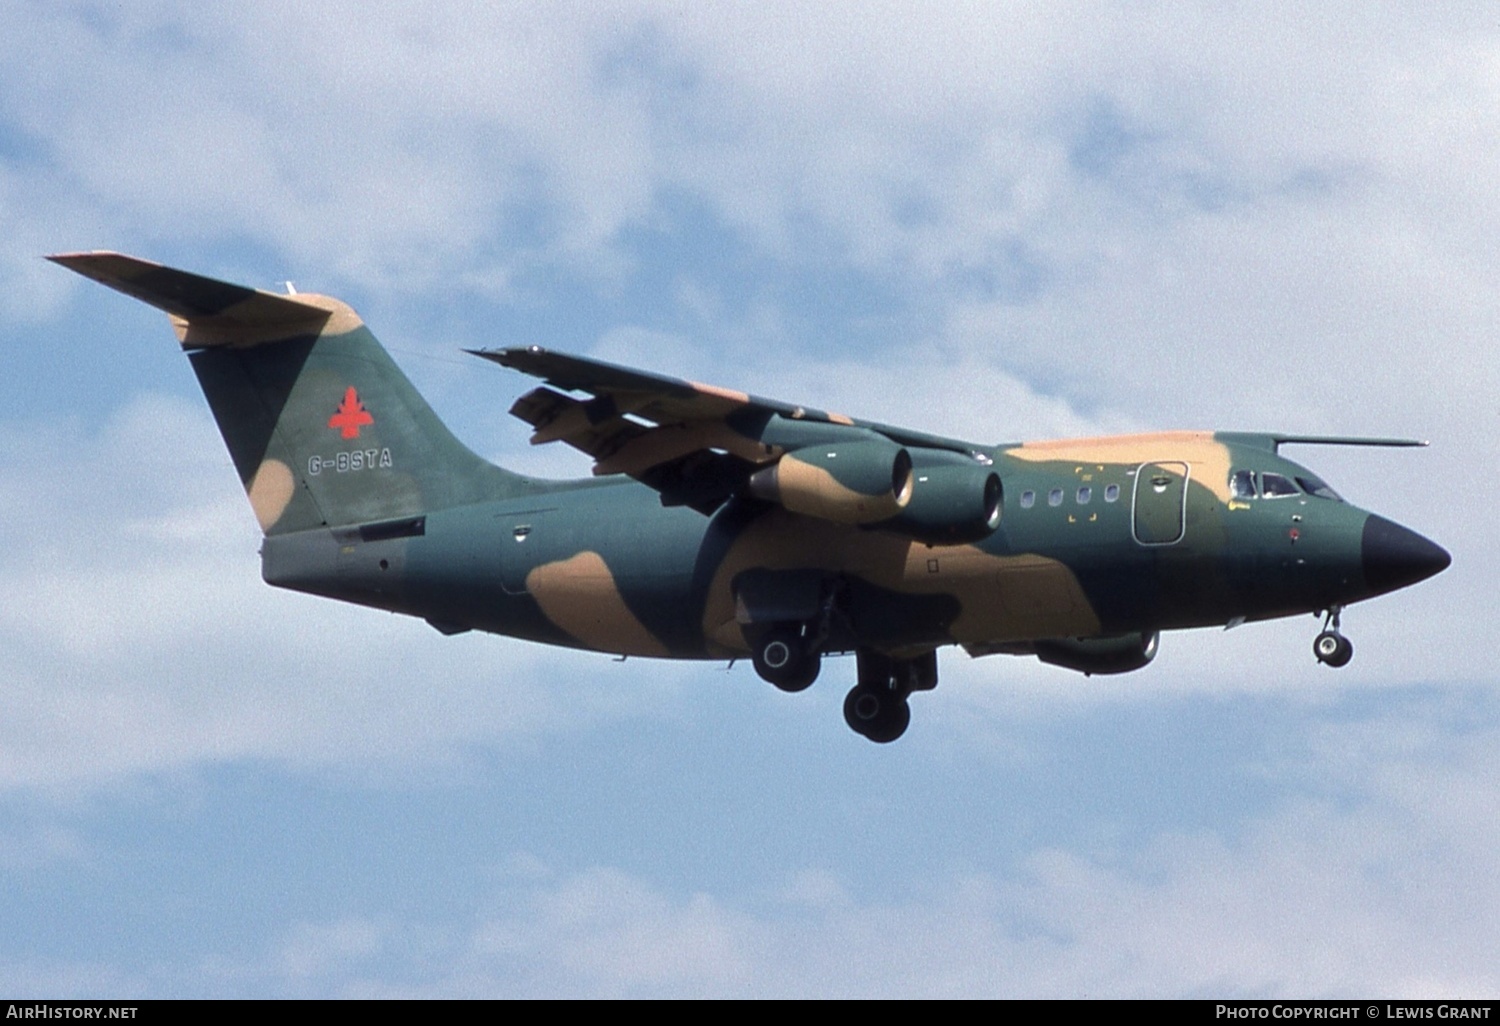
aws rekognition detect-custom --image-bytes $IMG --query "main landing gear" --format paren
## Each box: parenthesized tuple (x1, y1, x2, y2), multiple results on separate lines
(748, 624, 937, 742)
(842, 649, 937, 744)
(751, 623, 821, 692)
(1313, 606, 1354, 668)
(749, 583, 842, 693)
(744, 580, 936, 741)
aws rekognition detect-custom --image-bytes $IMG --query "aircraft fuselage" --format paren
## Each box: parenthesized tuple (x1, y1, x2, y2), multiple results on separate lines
(262, 431, 1444, 666)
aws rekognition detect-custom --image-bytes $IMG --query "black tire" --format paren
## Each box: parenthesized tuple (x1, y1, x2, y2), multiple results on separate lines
(753, 626, 820, 692)
(1314, 631, 1353, 668)
(843, 684, 910, 743)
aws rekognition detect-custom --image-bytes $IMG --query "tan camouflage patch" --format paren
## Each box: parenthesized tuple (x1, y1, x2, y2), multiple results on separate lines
(246, 459, 295, 532)
(527, 551, 671, 657)
(526, 402, 602, 446)
(862, 543, 1101, 641)
(702, 509, 1102, 654)
(1007, 432, 1233, 502)
(171, 294, 363, 348)
(755, 453, 911, 524)
(689, 381, 751, 405)
(277, 294, 364, 335)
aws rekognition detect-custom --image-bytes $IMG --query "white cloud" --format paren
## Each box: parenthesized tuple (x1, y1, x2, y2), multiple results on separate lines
(0, 959, 145, 1000)
(246, 691, 1500, 997)
(469, 866, 756, 997)
(6, 2, 1496, 468)
(276, 918, 391, 981)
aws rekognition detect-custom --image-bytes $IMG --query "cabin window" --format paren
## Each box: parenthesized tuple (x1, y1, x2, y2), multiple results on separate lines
(1260, 472, 1300, 498)
(1076, 486, 1092, 505)
(1104, 483, 1120, 502)
(1020, 490, 1036, 509)
(1296, 475, 1343, 502)
(1231, 470, 1258, 499)
(1048, 488, 1064, 507)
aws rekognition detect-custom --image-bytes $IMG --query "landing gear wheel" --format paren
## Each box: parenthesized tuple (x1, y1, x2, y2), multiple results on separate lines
(843, 684, 911, 743)
(752, 626, 820, 692)
(1314, 630, 1353, 668)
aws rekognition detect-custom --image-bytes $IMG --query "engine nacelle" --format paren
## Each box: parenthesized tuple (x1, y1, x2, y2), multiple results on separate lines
(881, 454, 1003, 545)
(748, 440, 914, 525)
(1033, 631, 1160, 676)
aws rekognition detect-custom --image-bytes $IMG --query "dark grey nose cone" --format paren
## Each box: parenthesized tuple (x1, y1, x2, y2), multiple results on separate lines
(1362, 515, 1451, 596)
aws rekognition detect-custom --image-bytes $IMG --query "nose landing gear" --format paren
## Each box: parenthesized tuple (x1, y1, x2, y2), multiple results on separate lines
(1314, 606, 1354, 668)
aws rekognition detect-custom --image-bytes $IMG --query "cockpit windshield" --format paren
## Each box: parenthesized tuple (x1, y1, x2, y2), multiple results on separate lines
(1230, 469, 1345, 502)
(1295, 475, 1343, 501)
(1260, 472, 1300, 498)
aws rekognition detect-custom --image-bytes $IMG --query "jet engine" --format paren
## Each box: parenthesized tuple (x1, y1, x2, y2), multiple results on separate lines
(1033, 631, 1160, 676)
(881, 451, 1003, 545)
(747, 440, 914, 525)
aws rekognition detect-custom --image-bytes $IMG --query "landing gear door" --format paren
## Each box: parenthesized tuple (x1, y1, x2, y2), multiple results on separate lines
(732, 568, 829, 625)
(1132, 461, 1189, 545)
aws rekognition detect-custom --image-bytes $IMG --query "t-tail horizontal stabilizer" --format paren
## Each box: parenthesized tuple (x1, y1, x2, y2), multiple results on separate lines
(47, 251, 352, 348)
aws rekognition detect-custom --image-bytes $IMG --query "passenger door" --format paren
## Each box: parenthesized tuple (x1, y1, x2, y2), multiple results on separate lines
(1133, 462, 1189, 545)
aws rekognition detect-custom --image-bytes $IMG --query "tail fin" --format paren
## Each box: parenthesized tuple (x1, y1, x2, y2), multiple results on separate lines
(50, 252, 536, 534)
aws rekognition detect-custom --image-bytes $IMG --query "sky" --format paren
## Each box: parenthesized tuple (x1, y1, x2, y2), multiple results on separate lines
(0, 0, 1495, 998)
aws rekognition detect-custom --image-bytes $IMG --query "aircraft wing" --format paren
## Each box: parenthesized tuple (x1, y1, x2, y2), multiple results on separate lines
(471, 345, 987, 513)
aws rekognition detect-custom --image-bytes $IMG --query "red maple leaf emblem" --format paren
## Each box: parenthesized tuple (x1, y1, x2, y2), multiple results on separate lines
(328, 386, 374, 439)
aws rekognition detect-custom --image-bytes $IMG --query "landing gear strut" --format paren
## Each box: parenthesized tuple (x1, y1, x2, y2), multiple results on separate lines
(749, 582, 843, 693)
(1314, 606, 1354, 668)
(843, 649, 937, 743)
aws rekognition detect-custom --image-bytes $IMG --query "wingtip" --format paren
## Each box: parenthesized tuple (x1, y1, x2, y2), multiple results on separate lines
(46, 250, 130, 264)
(46, 251, 167, 284)
(468, 345, 548, 367)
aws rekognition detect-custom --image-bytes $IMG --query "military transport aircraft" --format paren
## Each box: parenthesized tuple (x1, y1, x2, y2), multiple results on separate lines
(52, 252, 1451, 742)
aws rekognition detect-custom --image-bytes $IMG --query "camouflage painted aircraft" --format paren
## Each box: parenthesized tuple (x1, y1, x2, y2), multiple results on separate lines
(52, 252, 1451, 742)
